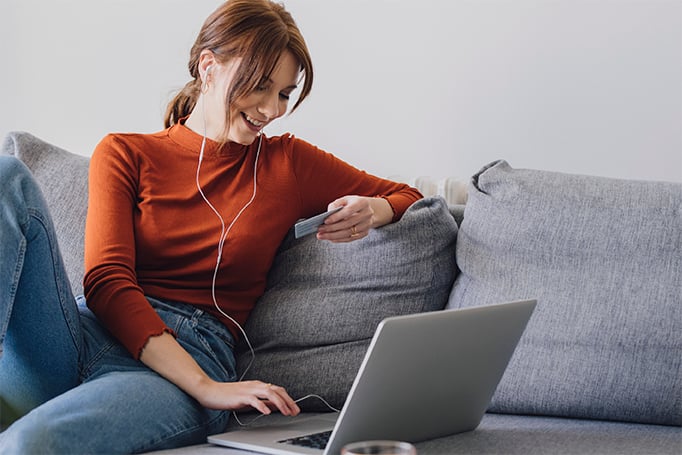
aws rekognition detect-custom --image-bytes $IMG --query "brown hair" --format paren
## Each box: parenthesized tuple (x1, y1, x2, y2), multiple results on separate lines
(164, 0, 313, 133)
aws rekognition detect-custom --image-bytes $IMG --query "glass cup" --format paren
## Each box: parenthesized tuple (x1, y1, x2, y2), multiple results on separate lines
(341, 440, 417, 455)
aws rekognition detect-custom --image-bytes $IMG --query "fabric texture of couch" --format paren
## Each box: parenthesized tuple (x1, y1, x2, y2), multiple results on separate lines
(236, 196, 459, 410)
(2, 131, 680, 454)
(449, 160, 681, 426)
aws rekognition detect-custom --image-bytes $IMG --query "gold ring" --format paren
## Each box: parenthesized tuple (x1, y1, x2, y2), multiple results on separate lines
(350, 226, 358, 237)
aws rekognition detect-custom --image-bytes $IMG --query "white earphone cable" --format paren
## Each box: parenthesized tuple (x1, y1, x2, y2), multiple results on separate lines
(196, 94, 259, 381)
(195, 93, 338, 421)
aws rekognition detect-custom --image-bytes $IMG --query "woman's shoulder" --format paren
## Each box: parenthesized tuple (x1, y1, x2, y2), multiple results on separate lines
(264, 131, 294, 147)
(264, 132, 325, 158)
(93, 129, 171, 160)
(90, 130, 171, 178)
(97, 129, 168, 150)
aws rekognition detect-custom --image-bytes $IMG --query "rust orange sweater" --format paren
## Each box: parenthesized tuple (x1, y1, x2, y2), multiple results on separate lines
(84, 122, 422, 358)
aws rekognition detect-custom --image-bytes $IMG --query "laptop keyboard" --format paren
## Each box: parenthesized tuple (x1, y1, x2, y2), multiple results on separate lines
(279, 430, 332, 449)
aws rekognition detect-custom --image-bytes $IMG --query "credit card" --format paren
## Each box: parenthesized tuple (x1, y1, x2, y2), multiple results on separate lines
(294, 206, 343, 239)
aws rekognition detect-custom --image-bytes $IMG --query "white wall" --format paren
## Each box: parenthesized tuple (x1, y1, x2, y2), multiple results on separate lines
(1, 0, 680, 182)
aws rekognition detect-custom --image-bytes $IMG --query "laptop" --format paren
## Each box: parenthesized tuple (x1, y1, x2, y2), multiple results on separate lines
(208, 299, 537, 455)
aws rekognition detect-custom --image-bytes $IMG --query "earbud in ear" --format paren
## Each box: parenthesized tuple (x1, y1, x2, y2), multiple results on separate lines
(201, 65, 213, 94)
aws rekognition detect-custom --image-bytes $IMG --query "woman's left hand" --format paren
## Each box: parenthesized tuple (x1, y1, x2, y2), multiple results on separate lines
(316, 196, 393, 243)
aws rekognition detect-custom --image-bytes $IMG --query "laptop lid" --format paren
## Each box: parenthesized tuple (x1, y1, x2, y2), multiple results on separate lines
(208, 299, 537, 454)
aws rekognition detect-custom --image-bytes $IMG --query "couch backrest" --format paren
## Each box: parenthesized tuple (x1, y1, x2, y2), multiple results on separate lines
(236, 197, 459, 410)
(448, 159, 682, 426)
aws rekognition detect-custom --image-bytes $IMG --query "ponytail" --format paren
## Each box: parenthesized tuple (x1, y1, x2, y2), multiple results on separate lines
(164, 79, 201, 128)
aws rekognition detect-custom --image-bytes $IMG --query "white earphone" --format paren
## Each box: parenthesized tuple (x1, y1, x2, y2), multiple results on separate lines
(195, 85, 261, 378)
(194, 71, 338, 421)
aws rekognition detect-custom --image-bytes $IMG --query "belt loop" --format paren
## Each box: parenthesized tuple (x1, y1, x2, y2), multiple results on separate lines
(190, 308, 204, 328)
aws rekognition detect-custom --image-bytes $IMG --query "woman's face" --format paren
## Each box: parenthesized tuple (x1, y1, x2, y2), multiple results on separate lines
(207, 50, 300, 145)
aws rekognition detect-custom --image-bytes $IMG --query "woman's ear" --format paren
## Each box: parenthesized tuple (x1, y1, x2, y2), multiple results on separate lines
(198, 50, 218, 85)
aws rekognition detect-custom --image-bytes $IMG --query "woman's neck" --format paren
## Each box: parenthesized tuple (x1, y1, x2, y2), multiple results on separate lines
(185, 100, 224, 142)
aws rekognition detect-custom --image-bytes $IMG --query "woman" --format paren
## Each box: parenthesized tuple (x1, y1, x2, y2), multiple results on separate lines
(0, 0, 422, 452)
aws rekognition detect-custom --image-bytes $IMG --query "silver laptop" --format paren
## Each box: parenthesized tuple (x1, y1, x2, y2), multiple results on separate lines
(208, 299, 537, 455)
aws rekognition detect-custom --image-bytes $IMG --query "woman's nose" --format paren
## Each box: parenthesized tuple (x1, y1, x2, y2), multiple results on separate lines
(258, 93, 280, 119)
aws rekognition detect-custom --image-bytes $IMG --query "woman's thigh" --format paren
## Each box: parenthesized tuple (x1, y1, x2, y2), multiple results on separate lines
(1, 300, 238, 452)
(0, 369, 230, 453)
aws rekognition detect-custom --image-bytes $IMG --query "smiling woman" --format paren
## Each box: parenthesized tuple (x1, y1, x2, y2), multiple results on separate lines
(0, 0, 422, 452)
(183, 51, 301, 145)
(165, 0, 314, 145)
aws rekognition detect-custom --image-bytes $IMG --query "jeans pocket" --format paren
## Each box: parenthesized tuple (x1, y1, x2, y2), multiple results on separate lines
(78, 308, 144, 381)
(154, 304, 238, 384)
(192, 326, 238, 383)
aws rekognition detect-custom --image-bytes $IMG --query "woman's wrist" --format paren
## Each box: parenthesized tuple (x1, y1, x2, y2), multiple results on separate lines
(139, 331, 215, 402)
(369, 197, 394, 229)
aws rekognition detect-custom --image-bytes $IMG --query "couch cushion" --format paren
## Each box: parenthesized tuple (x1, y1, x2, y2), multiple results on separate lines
(236, 196, 459, 411)
(418, 413, 682, 455)
(1, 131, 89, 296)
(220, 412, 681, 455)
(448, 160, 681, 426)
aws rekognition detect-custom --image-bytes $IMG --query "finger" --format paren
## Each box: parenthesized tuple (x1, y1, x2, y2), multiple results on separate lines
(272, 386, 300, 416)
(248, 396, 273, 415)
(319, 212, 370, 235)
(324, 196, 370, 225)
(259, 384, 289, 415)
(324, 197, 353, 224)
(241, 382, 275, 415)
(258, 383, 300, 416)
(321, 228, 367, 243)
(319, 219, 371, 242)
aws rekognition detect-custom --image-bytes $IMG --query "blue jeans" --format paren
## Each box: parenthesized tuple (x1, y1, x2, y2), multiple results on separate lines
(0, 156, 236, 453)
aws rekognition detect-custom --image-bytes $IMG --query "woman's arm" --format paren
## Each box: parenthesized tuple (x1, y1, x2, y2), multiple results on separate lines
(286, 136, 423, 242)
(140, 332, 300, 416)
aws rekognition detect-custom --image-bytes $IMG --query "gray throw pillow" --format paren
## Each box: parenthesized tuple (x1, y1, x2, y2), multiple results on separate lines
(448, 160, 681, 426)
(237, 196, 459, 411)
(1, 132, 89, 296)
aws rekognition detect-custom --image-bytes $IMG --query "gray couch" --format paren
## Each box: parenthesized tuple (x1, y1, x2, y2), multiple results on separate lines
(2, 131, 680, 454)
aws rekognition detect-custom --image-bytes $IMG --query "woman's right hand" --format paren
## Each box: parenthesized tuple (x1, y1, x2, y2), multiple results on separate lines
(196, 378, 300, 416)
(140, 332, 300, 416)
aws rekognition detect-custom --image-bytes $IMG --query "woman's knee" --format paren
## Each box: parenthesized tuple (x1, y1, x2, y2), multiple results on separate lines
(0, 156, 34, 190)
(0, 406, 77, 454)
(0, 156, 46, 222)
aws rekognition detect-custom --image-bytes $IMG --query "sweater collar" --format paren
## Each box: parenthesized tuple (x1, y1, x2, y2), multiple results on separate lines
(168, 118, 251, 158)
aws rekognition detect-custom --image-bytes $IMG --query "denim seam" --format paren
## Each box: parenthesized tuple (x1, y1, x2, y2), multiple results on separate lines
(195, 329, 231, 381)
(0, 238, 26, 353)
(26, 208, 82, 360)
(79, 339, 120, 380)
(171, 311, 185, 336)
(173, 311, 233, 382)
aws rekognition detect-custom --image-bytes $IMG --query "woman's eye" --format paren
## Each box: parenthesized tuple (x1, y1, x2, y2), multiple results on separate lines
(279, 93, 291, 100)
